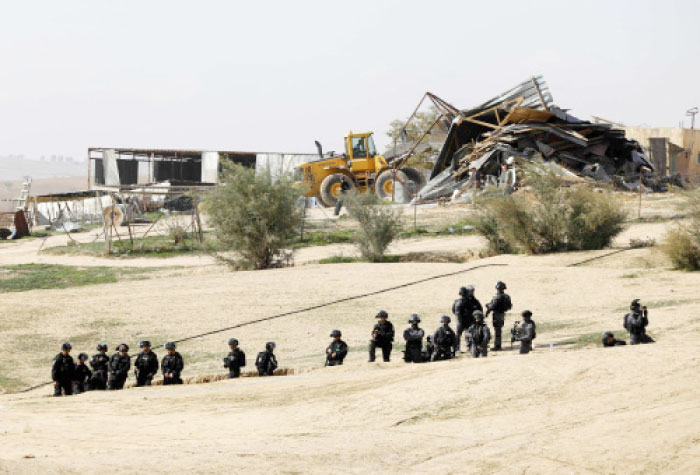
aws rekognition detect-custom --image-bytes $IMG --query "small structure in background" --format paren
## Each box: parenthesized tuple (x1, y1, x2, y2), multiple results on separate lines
(623, 127, 700, 185)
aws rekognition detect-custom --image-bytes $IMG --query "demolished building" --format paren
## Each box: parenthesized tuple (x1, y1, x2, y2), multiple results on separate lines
(414, 76, 657, 201)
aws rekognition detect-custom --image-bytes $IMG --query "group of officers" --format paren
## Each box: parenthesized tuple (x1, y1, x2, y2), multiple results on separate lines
(51, 281, 654, 396)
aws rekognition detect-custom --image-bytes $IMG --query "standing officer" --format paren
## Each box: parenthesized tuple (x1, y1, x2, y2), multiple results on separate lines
(432, 315, 457, 361)
(88, 343, 110, 390)
(624, 299, 655, 344)
(403, 314, 425, 363)
(52, 342, 76, 397)
(255, 342, 278, 376)
(466, 311, 491, 358)
(513, 310, 536, 354)
(453, 286, 482, 353)
(223, 338, 246, 379)
(134, 340, 159, 387)
(73, 353, 92, 394)
(325, 330, 348, 366)
(161, 342, 184, 385)
(485, 281, 512, 351)
(108, 343, 130, 390)
(369, 310, 394, 362)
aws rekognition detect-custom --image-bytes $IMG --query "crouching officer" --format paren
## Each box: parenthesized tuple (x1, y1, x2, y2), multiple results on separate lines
(73, 353, 92, 394)
(514, 310, 536, 354)
(466, 311, 490, 358)
(485, 281, 512, 351)
(134, 340, 159, 387)
(89, 343, 110, 390)
(369, 310, 394, 362)
(403, 314, 425, 363)
(256, 342, 278, 376)
(602, 332, 626, 347)
(162, 342, 184, 385)
(453, 285, 482, 353)
(624, 299, 655, 345)
(432, 315, 457, 361)
(52, 342, 76, 396)
(223, 338, 246, 379)
(326, 330, 348, 366)
(108, 343, 130, 390)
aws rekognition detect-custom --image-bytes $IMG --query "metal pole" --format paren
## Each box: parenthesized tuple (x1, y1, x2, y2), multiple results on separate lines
(638, 168, 643, 219)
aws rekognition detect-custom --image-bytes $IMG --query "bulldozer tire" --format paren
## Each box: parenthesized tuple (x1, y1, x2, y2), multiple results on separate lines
(375, 170, 412, 203)
(401, 167, 426, 192)
(320, 173, 354, 207)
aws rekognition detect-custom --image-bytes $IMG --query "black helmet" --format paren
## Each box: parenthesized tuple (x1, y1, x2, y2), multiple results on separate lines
(440, 315, 451, 324)
(266, 342, 276, 351)
(459, 286, 468, 296)
(496, 281, 507, 290)
(97, 342, 107, 351)
(603, 331, 615, 339)
(61, 342, 72, 351)
(630, 299, 641, 310)
(118, 343, 129, 352)
(330, 329, 342, 337)
(228, 338, 239, 346)
(473, 310, 484, 320)
(521, 310, 533, 319)
(164, 342, 176, 350)
(408, 314, 421, 324)
(139, 340, 151, 348)
(78, 352, 88, 361)
(376, 310, 388, 319)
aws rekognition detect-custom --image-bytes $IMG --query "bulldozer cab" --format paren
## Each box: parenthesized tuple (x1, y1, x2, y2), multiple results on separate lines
(345, 132, 377, 160)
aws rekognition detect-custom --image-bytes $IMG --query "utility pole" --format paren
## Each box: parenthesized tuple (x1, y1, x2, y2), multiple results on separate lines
(687, 107, 699, 129)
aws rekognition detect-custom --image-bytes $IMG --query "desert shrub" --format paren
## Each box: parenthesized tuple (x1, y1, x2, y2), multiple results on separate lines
(476, 168, 627, 255)
(661, 188, 700, 270)
(344, 191, 402, 262)
(205, 163, 302, 269)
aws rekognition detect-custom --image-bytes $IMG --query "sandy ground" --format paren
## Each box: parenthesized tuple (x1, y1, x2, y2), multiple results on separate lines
(1, 195, 699, 473)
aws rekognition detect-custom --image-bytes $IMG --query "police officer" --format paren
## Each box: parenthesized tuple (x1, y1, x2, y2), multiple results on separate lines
(256, 342, 278, 376)
(466, 311, 491, 358)
(624, 299, 655, 345)
(52, 342, 76, 397)
(432, 315, 457, 361)
(134, 340, 159, 387)
(514, 310, 536, 354)
(602, 331, 627, 347)
(325, 330, 348, 366)
(88, 343, 110, 390)
(403, 314, 425, 363)
(223, 338, 246, 379)
(453, 285, 482, 353)
(73, 353, 92, 394)
(485, 281, 512, 351)
(369, 310, 394, 362)
(161, 342, 184, 385)
(108, 343, 130, 390)
(421, 336, 435, 362)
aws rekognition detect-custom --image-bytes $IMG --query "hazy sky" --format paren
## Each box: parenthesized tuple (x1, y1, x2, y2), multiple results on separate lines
(1, 0, 699, 162)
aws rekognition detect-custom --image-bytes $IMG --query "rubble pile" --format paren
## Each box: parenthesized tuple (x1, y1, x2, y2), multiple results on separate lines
(418, 76, 655, 201)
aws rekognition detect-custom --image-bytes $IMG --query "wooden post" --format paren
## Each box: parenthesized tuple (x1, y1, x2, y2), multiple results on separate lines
(194, 197, 203, 243)
(638, 168, 643, 219)
(300, 198, 307, 241)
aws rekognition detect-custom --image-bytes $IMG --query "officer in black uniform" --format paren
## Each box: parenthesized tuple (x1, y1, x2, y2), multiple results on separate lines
(223, 338, 246, 379)
(432, 315, 457, 361)
(161, 342, 184, 385)
(485, 281, 512, 351)
(369, 310, 395, 362)
(256, 342, 278, 376)
(73, 353, 92, 394)
(134, 340, 159, 387)
(108, 343, 131, 390)
(52, 342, 76, 397)
(403, 314, 425, 363)
(624, 299, 655, 345)
(421, 335, 435, 362)
(466, 311, 491, 358)
(514, 310, 536, 354)
(325, 330, 349, 366)
(453, 285, 482, 353)
(89, 343, 110, 390)
(602, 331, 627, 347)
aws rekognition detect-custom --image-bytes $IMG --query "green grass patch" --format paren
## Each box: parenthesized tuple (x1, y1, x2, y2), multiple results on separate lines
(613, 299, 700, 312)
(535, 321, 578, 333)
(44, 233, 223, 258)
(293, 230, 355, 248)
(569, 330, 628, 349)
(0, 372, 27, 394)
(0, 264, 161, 293)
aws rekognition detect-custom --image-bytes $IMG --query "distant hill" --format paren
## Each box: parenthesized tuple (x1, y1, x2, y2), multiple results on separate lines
(0, 156, 86, 181)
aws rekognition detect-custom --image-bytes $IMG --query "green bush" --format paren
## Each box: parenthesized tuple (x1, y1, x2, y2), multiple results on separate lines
(205, 163, 302, 269)
(344, 191, 402, 262)
(661, 188, 700, 270)
(475, 168, 627, 255)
